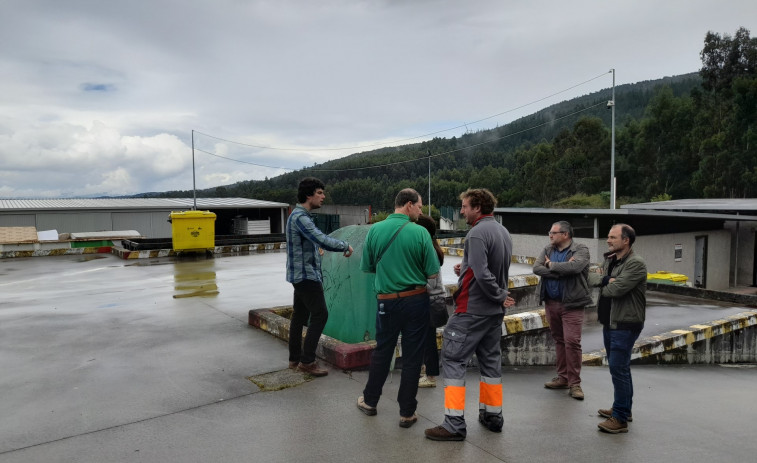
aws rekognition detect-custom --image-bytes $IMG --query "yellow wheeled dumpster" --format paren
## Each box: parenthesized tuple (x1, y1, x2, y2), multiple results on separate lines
(169, 210, 216, 251)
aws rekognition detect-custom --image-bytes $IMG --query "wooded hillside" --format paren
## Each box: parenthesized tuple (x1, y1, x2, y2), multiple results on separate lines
(144, 28, 757, 212)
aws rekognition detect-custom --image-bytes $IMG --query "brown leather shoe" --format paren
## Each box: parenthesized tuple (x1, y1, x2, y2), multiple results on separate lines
(297, 361, 328, 377)
(598, 408, 633, 422)
(424, 425, 465, 441)
(569, 385, 585, 400)
(598, 417, 628, 434)
(544, 376, 569, 389)
(288, 361, 298, 370)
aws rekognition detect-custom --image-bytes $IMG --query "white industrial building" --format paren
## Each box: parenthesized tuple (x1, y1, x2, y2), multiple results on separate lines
(0, 198, 289, 239)
(494, 202, 757, 290)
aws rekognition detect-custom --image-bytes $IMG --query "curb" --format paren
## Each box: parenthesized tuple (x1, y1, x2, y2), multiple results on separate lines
(111, 242, 286, 259)
(582, 310, 757, 366)
(0, 246, 112, 259)
(248, 306, 376, 370)
(249, 304, 552, 370)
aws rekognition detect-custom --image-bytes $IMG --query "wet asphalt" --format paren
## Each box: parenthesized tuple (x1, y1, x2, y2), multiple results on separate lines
(0, 252, 755, 462)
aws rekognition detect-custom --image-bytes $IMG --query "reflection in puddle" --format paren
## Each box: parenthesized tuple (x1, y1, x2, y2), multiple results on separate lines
(173, 259, 219, 298)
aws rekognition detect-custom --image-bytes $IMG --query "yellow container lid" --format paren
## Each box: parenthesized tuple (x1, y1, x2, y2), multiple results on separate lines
(647, 271, 688, 281)
(170, 210, 216, 219)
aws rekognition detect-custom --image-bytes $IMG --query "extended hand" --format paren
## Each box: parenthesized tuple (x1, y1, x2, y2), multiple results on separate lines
(343, 245, 354, 257)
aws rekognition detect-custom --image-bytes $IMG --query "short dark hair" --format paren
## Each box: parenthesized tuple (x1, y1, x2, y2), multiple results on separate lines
(459, 188, 497, 215)
(416, 214, 444, 265)
(297, 177, 325, 203)
(394, 188, 420, 208)
(614, 223, 636, 246)
(553, 220, 574, 238)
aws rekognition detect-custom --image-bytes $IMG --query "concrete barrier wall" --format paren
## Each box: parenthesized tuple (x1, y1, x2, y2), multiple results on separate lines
(249, 251, 757, 368)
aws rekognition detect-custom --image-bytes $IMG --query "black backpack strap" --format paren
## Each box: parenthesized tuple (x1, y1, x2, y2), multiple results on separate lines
(376, 222, 410, 265)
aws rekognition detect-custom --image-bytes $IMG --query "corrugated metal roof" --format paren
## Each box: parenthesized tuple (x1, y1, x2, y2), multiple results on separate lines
(0, 198, 289, 211)
(494, 207, 757, 221)
(622, 198, 757, 212)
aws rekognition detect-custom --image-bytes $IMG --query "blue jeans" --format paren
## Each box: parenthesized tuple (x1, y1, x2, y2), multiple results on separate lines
(362, 292, 429, 417)
(603, 326, 642, 423)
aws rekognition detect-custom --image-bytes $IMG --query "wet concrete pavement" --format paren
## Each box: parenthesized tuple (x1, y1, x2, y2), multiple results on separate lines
(1, 252, 755, 462)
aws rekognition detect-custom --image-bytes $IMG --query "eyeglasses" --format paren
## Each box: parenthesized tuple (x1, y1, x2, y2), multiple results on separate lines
(548, 231, 566, 236)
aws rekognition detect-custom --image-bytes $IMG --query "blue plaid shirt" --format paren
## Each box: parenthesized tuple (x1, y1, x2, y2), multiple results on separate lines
(285, 205, 349, 284)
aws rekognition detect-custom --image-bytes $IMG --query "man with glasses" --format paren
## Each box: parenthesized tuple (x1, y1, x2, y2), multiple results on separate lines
(533, 221, 592, 400)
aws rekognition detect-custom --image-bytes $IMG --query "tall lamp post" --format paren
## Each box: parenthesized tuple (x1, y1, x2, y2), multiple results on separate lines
(608, 68, 616, 209)
(427, 149, 431, 214)
(191, 129, 197, 210)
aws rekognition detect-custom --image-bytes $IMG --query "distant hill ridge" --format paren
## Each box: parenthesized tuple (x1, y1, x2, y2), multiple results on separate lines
(141, 72, 703, 209)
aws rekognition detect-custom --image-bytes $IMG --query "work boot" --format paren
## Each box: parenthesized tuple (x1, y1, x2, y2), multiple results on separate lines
(544, 376, 569, 389)
(569, 385, 585, 400)
(297, 361, 328, 377)
(598, 408, 633, 422)
(356, 395, 377, 416)
(424, 425, 465, 441)
(598, 417, 628, 434)
(478, 410, 503, 433)
(399, 413, 418, 428)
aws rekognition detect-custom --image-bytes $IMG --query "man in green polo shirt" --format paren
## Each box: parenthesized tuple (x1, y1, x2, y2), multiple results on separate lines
(356, 188, 440, 429)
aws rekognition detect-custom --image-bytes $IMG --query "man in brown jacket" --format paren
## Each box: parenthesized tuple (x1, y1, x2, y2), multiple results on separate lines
(533, 221, 592, 400)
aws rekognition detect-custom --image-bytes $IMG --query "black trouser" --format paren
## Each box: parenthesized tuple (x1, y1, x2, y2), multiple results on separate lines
(289, 280, 328, 365)
(423, 324, 440, 376)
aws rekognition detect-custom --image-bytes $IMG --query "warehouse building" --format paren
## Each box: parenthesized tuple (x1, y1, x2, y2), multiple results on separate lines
(0, 198, 289, 239)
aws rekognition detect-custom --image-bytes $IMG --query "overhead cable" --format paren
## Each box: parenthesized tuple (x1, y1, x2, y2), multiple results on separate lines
(196, 100, 607, 173)
(193, 71, 611, 152)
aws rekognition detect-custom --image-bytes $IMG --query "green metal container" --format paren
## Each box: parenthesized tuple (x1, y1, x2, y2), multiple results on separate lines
(321, 224, 377, 343)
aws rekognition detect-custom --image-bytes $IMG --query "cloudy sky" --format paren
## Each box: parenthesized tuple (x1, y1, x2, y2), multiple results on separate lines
(1, 1, 755, 198)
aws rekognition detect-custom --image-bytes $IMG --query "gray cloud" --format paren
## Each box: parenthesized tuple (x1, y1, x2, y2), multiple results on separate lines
(0, 0, 755, 197)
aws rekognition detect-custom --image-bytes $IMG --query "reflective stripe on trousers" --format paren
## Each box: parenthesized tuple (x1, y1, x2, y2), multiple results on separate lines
(443, 378, 465, 416)
(479, 375, 502, 414)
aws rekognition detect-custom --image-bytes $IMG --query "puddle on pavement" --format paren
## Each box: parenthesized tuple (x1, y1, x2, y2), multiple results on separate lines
(173, 259, 219, 298)
(76, 255, 108, 262)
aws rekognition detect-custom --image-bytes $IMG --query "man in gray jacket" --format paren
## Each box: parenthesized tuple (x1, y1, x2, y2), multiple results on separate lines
(533, 221, 592, 400)
(424, 188, 515, 442)
(588, 224, 646, 434)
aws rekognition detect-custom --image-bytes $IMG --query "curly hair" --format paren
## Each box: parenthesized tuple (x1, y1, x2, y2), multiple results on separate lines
(459, 188, 497, 215)
(297, 177, 325, 203)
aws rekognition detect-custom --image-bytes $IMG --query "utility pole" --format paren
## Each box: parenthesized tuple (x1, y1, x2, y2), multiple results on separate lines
(427, 149, 431, 215)
(609, 68, 616, 209)
(191, 130, 197, 210)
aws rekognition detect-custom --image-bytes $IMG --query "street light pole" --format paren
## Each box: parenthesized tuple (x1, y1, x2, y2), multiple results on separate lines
(427, 149, 431, 214)
(191, 129, 197, 210)
(609, 68, 616, 210)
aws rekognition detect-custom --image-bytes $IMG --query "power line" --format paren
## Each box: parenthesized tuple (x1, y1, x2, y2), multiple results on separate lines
(194, 148, 292, 170)
(195, 100, 607, 173)
(308, 100, 608, 172)
(193, 71, 611, 152)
